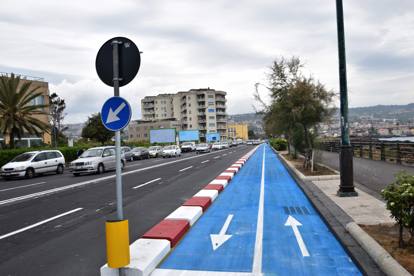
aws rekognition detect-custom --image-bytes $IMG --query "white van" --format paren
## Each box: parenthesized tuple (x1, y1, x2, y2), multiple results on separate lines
(1, 150, 65, 179)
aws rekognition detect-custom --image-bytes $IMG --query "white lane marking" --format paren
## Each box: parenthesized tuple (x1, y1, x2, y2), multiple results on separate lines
(132, 178, 161, 189)
(253, 145, 265, 273)
(222, 154, 227, 156)
(0, 148, 238, 206)
(0, 207, 83, 240)
(0, 182, 46, 192)
(201, 160, 210, 164)
(210, 214, 234, 250)
(179, 166, 193, 172)
(285, 215, 310, 257)
(214, 156, 220, 159)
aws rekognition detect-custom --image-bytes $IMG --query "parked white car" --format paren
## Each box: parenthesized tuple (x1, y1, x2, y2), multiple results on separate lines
(180, 142, 196, 152)
(1, 150, 65, 179)
(148, 146, 163, 158)
(70, 146, 125, 176)
(221, 142, 230, 149)
(212, 142, 223, 150)
(162, 145, 181, 158)
(196, 143, 210, 154)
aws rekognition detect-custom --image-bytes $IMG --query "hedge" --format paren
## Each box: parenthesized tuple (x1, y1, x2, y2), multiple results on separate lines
(269, 138, 288, 151)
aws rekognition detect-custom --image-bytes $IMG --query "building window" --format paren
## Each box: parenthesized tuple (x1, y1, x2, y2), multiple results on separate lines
(189, 103, 191, 107)
(209, 123, 216, 127)
(209, 116, 215, 120)
(208, 95, 214, 98)
(190, 124, 192, 128)
(208, 108, 215, 113)
(31, 95, 44, 106)
(208, 102, 214, 106)
(189, 117, 192, 121)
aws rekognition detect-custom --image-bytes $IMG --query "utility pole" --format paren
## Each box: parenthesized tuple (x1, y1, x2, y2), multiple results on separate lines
(335, 0, 358, 197)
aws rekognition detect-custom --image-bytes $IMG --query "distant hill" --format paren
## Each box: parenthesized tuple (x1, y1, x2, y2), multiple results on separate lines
(348, 103, 414, 123)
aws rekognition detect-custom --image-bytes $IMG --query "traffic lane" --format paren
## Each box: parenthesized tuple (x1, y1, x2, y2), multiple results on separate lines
(262, 145, 360, 274)
(0, 147, 245, 238)
(0, 151, 202, 201)
(0, 146, 251, 270)
(159, 145, 262, 272)
(0, 147, 250, 276)
(0, 151, 196, 190)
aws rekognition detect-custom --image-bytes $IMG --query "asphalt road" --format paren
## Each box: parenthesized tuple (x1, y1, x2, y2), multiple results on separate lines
(0, 145, 253, 276)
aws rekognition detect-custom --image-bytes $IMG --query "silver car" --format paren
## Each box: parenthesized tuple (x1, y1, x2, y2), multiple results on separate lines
(70, 146, 125, 176)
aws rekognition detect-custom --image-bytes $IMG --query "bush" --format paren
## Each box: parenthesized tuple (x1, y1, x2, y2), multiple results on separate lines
(381, 172, 414, 247)
(270, 138, 288, 151)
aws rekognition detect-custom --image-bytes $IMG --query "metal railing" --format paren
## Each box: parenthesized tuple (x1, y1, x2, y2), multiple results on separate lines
(318, 139, 414, 166)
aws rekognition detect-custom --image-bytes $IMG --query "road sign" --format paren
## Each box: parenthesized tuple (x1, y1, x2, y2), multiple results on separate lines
(101, 96, 132, 131)
(96, 37, 141, 87)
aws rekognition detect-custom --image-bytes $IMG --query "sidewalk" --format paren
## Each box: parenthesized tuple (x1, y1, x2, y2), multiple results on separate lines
(311, 179, 394, 225)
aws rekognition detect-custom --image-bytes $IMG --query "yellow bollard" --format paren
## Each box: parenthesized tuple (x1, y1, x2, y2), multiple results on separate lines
(105, 220, 130, 268)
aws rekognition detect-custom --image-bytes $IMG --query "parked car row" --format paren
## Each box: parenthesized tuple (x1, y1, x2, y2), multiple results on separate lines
(0, 141, 248, 180)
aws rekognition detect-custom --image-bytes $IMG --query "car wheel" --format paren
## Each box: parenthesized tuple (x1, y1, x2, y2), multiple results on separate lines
(73, 173, 80, 177)
(121, 161, 125, 170)
(25, 168, 35, 179)
(97, 163, 105, 174)
(56, 164, 64, 175)
(130, 156, 134, 162)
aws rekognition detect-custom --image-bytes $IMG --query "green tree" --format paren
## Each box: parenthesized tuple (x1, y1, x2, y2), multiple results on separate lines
(260, 57, 334, 169)
(0, 73, 49, 148)
(81, 113, 113, 145)
(49, 92, 67, 147)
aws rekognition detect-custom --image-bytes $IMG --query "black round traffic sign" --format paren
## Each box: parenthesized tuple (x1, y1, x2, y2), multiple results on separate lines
(95, 37, 141, 87)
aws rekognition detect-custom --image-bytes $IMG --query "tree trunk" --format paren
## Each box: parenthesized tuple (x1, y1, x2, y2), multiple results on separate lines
(399, 223, 404, 248)
(9, 132, 15, 149)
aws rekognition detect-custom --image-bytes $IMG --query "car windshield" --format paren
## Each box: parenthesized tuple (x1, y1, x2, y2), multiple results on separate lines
(164, 146, 174, 150)
(132, 147, 145, 152)
(182, 142, 192, 146)
(198, 143, 207, 147)
(148, 146, 159, 150)
(80, 149, 103, 158)
(11, 153, 35, 162)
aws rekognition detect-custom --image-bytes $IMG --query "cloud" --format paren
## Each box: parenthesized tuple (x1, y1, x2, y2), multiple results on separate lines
(0, 0, 413, 123)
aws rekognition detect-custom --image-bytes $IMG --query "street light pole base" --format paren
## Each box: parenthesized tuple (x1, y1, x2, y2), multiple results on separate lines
(337, 145, 358, 197)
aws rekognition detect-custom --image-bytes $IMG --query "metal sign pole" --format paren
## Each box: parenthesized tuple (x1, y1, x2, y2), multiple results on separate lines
(112, 39, 124, 220)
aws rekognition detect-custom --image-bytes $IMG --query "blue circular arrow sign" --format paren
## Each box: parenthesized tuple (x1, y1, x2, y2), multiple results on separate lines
(101, 96, 132, 131)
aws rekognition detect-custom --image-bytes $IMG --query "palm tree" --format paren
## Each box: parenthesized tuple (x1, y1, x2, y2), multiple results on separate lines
(0, 73, 49, 148)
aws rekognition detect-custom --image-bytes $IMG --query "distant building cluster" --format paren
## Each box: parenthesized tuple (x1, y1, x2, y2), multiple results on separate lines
(319, 116, 414, 138)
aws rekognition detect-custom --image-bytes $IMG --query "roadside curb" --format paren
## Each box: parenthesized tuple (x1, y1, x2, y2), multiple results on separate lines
(100, 146, 260, 276)
(346, 222, 411, 276)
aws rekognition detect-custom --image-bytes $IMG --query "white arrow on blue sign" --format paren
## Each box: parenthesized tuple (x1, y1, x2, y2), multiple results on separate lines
(101, 96, 132, 131)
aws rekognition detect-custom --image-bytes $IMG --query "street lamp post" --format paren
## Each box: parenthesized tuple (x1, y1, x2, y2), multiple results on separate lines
(335, 0, 358, 197)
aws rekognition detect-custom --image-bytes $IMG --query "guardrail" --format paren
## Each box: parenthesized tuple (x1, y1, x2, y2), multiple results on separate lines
(318, 139, 414, 166)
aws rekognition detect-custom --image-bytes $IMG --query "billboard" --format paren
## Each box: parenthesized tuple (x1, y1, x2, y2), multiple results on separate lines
(206, 132, 220, 142)
(179, 130, 199, 142)
(150, 128, 176, 144)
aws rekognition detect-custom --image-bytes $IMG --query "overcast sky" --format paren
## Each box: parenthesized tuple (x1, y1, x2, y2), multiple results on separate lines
(1, 0, 413, 123)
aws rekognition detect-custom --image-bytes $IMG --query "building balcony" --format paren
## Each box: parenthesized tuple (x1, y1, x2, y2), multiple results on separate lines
(143, 103, 154, 108)
(216, 110, 226, 115)
(215, 103, 226, 108)
(198, 119, 206, 123)
(198, 111, 206, 116)
(199, 126, 206, 130)
(215, 97, 226, 103)
(217, 118, 227, 123)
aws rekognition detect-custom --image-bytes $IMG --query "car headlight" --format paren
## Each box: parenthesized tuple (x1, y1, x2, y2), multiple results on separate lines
(15, 166, 26, 171)
(84, 161, 93, 166)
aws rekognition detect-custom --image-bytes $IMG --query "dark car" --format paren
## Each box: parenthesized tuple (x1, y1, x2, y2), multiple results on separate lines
(121, 146, 134, 161)
(131, 147, 150, 160)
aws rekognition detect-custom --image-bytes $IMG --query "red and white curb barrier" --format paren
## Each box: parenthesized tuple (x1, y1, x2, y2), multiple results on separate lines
(101, 146, 259, 276)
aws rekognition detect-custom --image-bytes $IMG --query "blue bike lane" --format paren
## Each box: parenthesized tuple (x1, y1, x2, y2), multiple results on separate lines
(156, 144, 361, 275)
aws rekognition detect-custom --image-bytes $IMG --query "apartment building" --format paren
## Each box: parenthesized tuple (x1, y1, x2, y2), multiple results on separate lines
(0, 73, 51, 147)
(140, 88, 227, 141)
